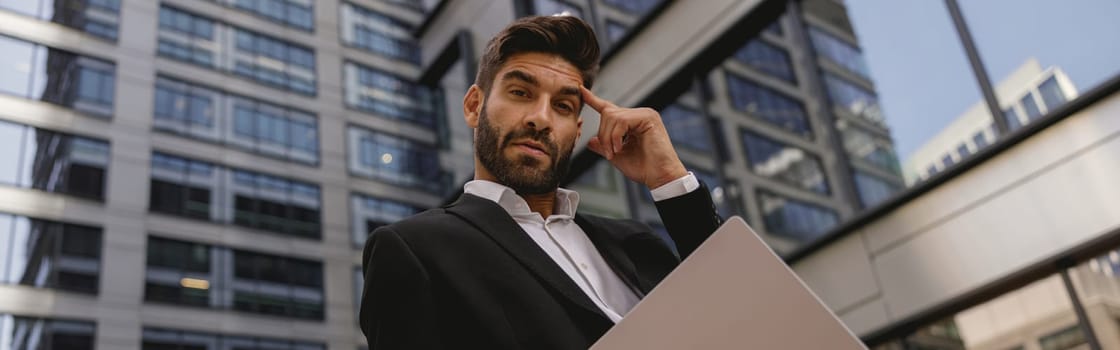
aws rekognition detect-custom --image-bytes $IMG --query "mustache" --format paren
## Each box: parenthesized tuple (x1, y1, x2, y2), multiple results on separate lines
(501, 127, 559, 156)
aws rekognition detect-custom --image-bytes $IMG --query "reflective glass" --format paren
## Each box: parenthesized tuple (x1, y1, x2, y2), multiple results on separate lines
(960, 0, 1120, 129)
(741, 129, 830, 195)
(757, 190, 838, 242)
(839, 0, 992, 191)
(726, 73, 812, 138)
(881, 274, 1088, 350)
(0, 36, 34, 97)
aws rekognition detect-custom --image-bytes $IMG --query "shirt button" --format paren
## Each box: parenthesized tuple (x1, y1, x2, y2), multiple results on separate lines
(580, 263, 589, 270)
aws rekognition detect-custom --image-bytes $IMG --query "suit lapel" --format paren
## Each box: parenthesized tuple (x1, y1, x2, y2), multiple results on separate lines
(444, 194, 608, 319)
(576, 215, 654, 295)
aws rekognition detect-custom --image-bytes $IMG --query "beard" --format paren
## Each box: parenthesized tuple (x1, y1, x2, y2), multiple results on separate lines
(476, 106, 574, 195)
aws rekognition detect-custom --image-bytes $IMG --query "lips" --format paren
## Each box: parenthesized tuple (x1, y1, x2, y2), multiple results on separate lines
(511, 140, 550, 157)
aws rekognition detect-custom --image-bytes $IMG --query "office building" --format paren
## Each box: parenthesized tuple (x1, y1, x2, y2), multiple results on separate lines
(903, 58, 1079, 185)
(3, 0, 1118, 349)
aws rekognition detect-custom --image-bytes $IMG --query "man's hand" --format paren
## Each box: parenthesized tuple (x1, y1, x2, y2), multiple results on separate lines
(582, 87, 688, 190)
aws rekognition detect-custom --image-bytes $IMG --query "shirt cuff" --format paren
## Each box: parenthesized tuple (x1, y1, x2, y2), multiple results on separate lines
(650, 172, 699, 202)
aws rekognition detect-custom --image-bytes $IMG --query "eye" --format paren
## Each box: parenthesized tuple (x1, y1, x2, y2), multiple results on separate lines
(554, 102, 574, 113)
(509, 89, 528, 97)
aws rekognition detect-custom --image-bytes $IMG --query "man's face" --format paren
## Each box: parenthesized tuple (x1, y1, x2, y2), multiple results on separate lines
(468, 52, 584, 194)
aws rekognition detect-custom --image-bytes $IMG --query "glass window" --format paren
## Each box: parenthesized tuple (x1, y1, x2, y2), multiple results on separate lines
(605, 20, 628, 44)
(1003, 107, 1023, 131)
(740, 129, 830, 195)
(0, 315, 96, 350)
(1020, 92, 1042, 121)
(956, 143, 971, 159)
(153, 76, 319, 164)
(876, 272, 1091, 350)
(0, 121, 109, 200)
(144, 235, 325, 320)
(149, 152, 320, 239)
(839, 0, 997, 200)
(158, 6, 316, 95)
(224, 0, 314, 31)
(733, 39, 797, 84)
(959, 0, 1120, 130)
(0, 35, 35, 97)
(344, 62, 440, 128)
(661, 104, 715, 152)
(149, 153, 214, 220)
(232, 249, 323, 319)
(532, 0, 582, 17)
(142, 327, 325, 350)
(726, 73, 812, 138)
(0, 0, 120, 40)
(757, 190, 838, 242)
(350, 193, 421, 247)
(1037, 77, 1067, 112)
(838, 120, 900, 174)
(231, 170, 321, 239)
(972, 130, 989, 149)
(231, 28, 316, 95)
(821, 72, 883, 127)
(0, 214, 103, 294)
(347, 126, 444, 194)
(158, 6, 217, 68)
(941, 154, 954, 168)
(340, 3, 420, 64)
(807, 25, 871, 79)
(1072, 249, 1120, 350)
(853, 170, 900, 208)
(601, 0, 659, 14)
(0, 36, 117, 116)
(145, 236, 211, 307)
(0, 121, 27, 186)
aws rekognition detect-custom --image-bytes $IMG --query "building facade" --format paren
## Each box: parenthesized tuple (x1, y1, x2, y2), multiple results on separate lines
(3, 0, 1036, 349)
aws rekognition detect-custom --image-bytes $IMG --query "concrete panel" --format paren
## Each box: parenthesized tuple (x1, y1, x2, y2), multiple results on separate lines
(837, 297, 892, 336)
(793, 233, 880, 312)
(872, 93, 1120, 320)
(865, 95, 1120, 253)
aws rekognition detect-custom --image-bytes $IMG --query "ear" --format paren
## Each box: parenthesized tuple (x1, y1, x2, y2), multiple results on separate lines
(463, 85, 483, 129)
(576, 116, 583, 140)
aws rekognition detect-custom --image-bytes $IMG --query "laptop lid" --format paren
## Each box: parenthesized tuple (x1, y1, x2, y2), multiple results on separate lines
(591, 217, 867, 350)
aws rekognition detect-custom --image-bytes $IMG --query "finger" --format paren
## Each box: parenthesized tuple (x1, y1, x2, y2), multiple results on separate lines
(581, 86, 616, 113)
(598, 114, 618, 159)
(587, 136, 608, 158)
(609, 117, 629, 154)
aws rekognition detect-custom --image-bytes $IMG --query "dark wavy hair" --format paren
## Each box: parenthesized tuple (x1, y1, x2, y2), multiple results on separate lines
(474, 15, 601, 93)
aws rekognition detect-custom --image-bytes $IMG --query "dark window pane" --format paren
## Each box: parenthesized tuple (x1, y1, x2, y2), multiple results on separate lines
(1020, 93, 1042, 121)
(853, 171, 901, 208)
(757, 191, 838, 242)
(661, 104, 714, 152)
(734, 39, 797, 84)
(740, 129, 830, 195)
(726, 73, 812, 137)
(1037, 77, 1067, 111)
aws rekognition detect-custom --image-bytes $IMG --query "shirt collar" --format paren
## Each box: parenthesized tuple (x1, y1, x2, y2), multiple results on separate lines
(463, 180, 580, 218)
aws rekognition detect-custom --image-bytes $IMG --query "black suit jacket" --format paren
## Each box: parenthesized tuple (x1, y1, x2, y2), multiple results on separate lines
(360, 185, 722, 349)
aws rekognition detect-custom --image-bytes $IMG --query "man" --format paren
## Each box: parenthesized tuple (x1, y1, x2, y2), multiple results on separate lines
(360, 15, 722, 349)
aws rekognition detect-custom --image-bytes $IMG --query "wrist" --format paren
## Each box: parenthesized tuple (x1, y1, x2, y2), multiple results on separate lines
(645, 165, 689, 189)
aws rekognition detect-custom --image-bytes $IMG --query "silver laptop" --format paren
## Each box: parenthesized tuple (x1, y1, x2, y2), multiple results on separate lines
(591, 217, 868, 350)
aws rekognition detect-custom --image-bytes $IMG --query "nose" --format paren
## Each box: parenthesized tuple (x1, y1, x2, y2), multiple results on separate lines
(523, 97, 552, 131)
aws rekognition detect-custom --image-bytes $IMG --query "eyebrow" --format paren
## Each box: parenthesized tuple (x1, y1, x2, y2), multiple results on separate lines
(502, 70, 538, 86)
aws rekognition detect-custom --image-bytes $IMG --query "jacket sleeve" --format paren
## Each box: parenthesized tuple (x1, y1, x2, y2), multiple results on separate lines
(360, 226, 444, 350)
(653, 181, 723, 260)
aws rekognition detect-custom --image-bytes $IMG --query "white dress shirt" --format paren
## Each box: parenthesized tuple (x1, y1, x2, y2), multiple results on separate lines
(463, 173, 699, 323)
